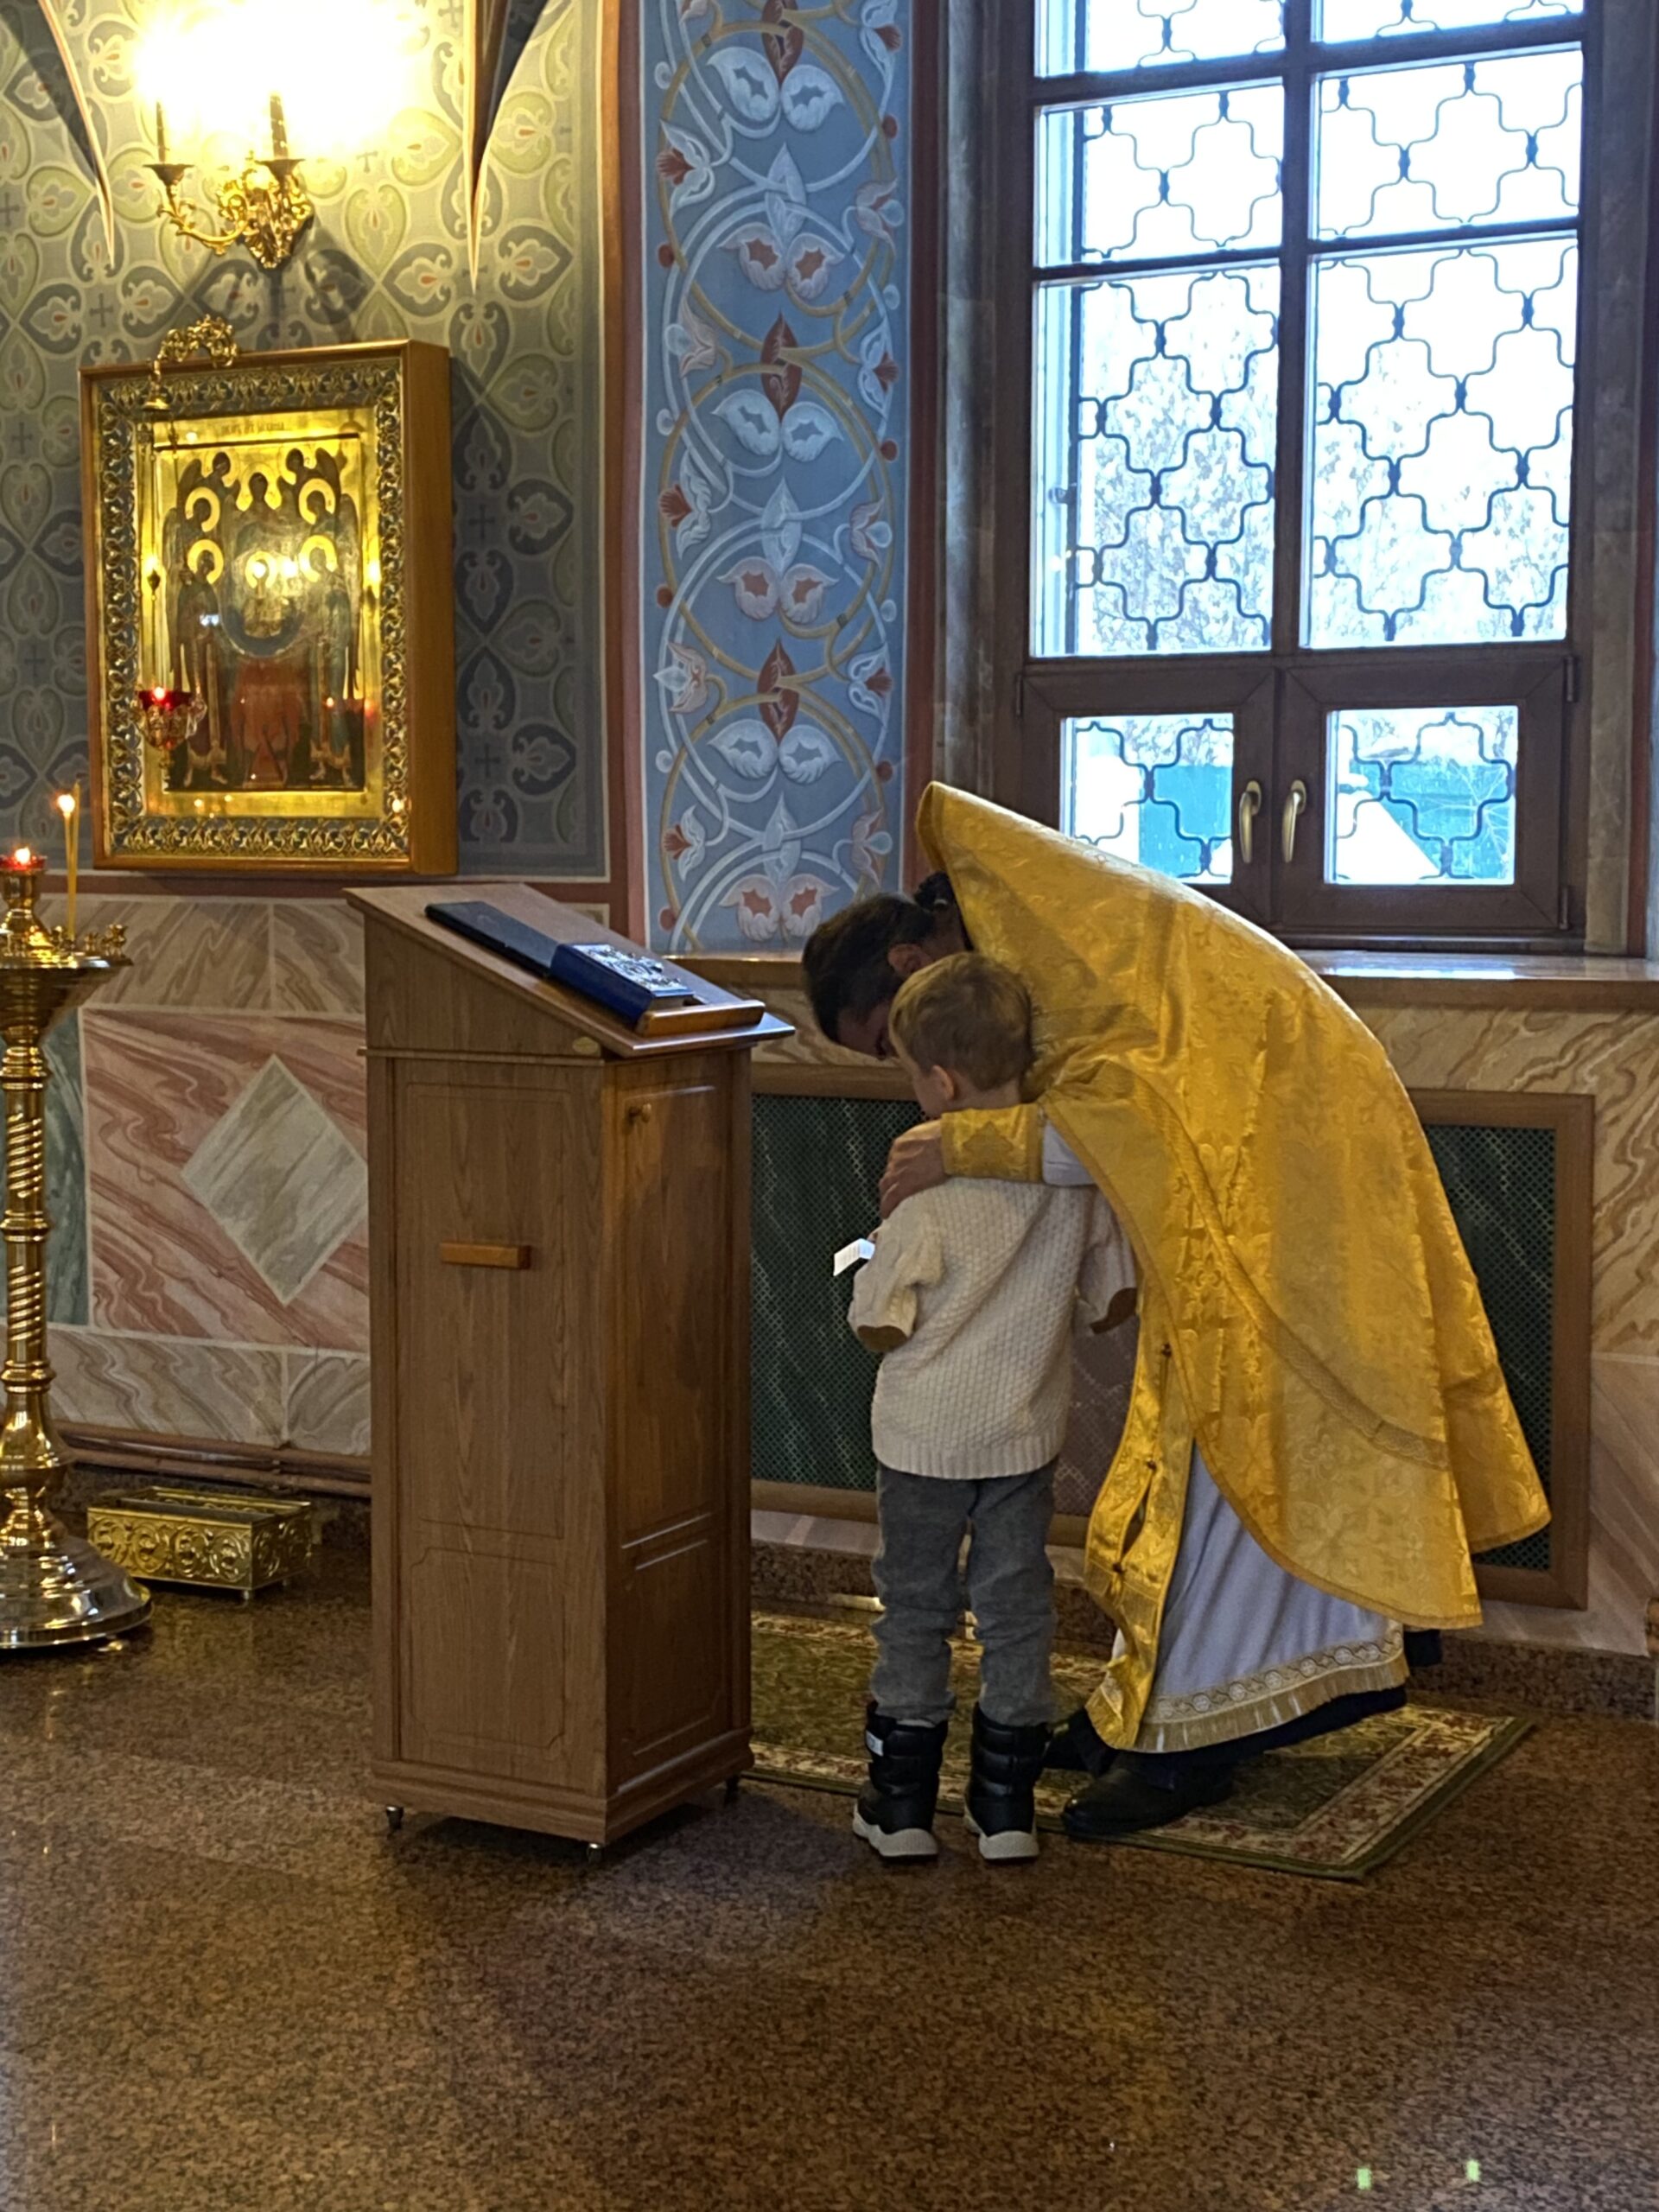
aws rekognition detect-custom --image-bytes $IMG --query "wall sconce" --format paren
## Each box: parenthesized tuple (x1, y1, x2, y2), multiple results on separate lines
(149, 91, 312, 270)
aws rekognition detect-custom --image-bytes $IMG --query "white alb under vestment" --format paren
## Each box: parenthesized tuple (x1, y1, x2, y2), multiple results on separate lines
(1041, 1127, 1408, 1753)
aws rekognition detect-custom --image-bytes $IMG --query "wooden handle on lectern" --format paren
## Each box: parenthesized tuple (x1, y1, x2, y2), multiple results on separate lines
(439, 1241, 532, 1269)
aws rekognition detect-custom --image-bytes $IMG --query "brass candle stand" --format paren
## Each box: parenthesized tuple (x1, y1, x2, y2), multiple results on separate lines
(0, 853, 150, 1648)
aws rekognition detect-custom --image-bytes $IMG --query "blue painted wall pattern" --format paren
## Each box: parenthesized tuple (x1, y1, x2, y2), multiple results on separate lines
(0, 0, 605, 875)
(640, 0, 912, 950)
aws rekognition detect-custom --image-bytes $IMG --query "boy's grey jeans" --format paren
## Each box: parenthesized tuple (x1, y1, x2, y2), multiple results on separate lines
(870, 1462, 1057, 1731)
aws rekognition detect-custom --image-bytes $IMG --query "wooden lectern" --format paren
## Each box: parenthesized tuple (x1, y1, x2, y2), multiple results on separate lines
(348, 885, 790, 1850)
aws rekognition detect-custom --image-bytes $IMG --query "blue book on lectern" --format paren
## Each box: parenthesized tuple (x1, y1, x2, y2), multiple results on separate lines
(550, 940, 697, 1023)
(426, 900, 759, 1036)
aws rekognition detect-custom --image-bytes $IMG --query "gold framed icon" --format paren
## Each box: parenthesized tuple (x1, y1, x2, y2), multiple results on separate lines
(81, 334, 455, 874)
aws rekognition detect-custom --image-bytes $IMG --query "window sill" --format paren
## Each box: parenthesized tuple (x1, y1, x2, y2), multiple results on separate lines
(1302, 952, 1659, 1013)
(684, 950, 1659, 1015)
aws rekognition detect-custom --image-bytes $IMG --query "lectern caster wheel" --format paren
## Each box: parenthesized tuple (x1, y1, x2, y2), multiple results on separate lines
(724, 1776, 741, 1804)
(586, 1842, 603, 1866)
(385, 1805, 405, 1835)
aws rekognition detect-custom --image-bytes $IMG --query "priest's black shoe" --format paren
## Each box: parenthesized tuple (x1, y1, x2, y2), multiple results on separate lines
(1044, 1704, 1114, 1777)
(1062, 1755, 1235, 1840)
(852, 1706, 949, 1862)
(963, 1706, 1051, 1864)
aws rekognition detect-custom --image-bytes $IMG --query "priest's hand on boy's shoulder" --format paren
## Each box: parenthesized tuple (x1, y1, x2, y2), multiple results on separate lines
(880, 1122, 946, 1217)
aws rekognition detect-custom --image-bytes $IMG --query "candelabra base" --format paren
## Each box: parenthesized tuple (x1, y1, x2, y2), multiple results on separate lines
(0, 1493, 153, 1649)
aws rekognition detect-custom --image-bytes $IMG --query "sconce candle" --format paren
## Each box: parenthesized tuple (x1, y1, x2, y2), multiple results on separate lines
(154, 100, 168, 164)
(270, 92, 289, 161)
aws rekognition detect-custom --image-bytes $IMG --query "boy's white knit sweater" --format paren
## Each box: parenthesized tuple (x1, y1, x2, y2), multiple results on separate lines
(847, 1178, 1129, 1480)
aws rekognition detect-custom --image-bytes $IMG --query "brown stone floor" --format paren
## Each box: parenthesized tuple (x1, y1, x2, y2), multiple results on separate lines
(0, 1548, 1654, 2212)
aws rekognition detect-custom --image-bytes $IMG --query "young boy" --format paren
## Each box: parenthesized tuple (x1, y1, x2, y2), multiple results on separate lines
(846, 953, 1127, 1864)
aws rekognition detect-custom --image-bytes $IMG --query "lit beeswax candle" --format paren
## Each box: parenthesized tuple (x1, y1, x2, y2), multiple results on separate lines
(55, 785, 79, 937)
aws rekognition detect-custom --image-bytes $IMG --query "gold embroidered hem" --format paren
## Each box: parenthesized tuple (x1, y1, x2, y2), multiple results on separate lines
(1128, 1626, 1409, 1755)
(1080, 1299, 1194, 1751)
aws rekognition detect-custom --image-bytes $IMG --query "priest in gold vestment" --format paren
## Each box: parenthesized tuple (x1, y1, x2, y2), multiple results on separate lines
(804, 786, 1548, 1836)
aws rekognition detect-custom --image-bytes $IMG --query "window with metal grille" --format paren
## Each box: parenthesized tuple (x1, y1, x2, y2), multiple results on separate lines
(994, 0, 1616, 944)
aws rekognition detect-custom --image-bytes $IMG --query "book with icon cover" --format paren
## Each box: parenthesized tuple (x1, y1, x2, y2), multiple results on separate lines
(426, 901, 763, 1037)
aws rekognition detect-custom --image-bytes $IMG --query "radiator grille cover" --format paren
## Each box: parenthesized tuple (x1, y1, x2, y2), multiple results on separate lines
(753, 1097, 1557, 1579)
(752, 1094, 918, 1495)
(1424, 1122, 1555, 1576)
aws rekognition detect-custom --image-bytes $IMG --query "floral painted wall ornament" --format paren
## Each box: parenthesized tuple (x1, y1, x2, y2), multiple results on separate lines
(642, 0, 912, 950)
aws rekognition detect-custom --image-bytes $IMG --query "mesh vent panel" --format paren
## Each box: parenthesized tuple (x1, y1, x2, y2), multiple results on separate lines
(752, 1094, 918, 1493)
(1424, 1122, 1556, 1576)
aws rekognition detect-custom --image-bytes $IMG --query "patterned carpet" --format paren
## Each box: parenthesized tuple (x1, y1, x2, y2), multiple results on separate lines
(750, 1607, 1532, 1880)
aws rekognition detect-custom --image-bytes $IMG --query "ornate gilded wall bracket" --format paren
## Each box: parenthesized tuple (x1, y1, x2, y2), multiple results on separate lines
(149, 95, 313, 270)
(151, 151, 313, 270)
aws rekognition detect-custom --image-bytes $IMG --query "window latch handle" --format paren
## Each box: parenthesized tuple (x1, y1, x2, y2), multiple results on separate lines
(1237, 779, 1262, 868)
(1281, 780, 1307, 866)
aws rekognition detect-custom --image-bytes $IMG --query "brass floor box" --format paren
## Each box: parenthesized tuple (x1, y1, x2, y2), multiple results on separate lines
(87, 1487, 315, 1599)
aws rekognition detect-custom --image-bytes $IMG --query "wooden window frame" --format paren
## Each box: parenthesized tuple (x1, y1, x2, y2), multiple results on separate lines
(991, 1, 1610, 950)
(1014, 663, 1277, 925)
(1278, 651, 1569, 938)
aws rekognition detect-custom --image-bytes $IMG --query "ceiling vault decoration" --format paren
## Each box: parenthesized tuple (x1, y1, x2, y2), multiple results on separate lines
(32, 0, 116, 257)
(464, 0, 550, 280)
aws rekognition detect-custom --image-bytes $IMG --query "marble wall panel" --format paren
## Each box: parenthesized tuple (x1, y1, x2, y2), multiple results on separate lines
(751, 984, 865, 1069)
(1479, 1355, 1659, 1656)
(1363, 1007, 1659, 1357)
(73, 899, 272, 1014)
(81, 1011, 368, 1355)
(39, 915, 1659, 1654)
(270, 905, 366, 1020)
(284, 1352, 372, 1459)
(181, 1062, 368, 1307)
(33, 897, 369, 1461)
(44, 1012, 87, 1327)
(50, 1325, 285, 1446)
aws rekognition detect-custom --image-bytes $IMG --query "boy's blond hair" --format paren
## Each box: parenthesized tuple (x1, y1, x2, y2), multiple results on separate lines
(889, 953, 1032, 1091)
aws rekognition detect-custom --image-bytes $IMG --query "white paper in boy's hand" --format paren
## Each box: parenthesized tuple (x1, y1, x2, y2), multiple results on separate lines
(833, 1236, 876, 1277)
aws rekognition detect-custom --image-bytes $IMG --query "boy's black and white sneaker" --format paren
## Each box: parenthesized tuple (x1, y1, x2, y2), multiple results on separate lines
(852, 1707, 949, 1862)
(963, 1706, 1051, 1865)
